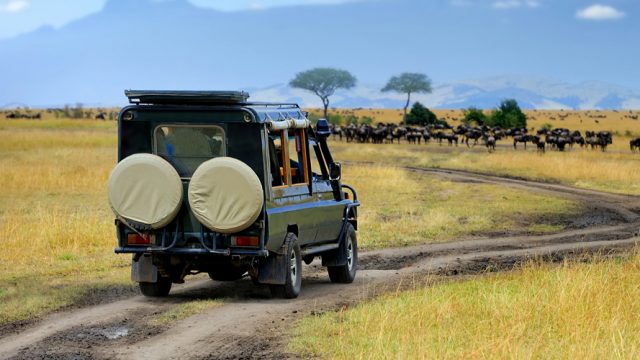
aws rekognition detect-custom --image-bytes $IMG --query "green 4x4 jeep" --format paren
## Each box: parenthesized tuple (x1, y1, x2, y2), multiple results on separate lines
(108, 90, 359, 298)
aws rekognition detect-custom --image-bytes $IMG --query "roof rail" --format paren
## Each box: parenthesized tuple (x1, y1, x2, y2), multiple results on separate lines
(125, 90, 250, 105)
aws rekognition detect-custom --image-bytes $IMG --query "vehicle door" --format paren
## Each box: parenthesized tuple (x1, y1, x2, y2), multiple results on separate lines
(309, 137, 344, 242)
(266, 128, 318, 247)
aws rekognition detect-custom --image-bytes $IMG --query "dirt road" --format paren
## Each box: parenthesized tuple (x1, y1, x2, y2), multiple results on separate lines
(1, 168, 639, 360)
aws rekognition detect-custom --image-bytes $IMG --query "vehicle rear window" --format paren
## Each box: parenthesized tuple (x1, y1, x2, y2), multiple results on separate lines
(154, 125, 225, 177)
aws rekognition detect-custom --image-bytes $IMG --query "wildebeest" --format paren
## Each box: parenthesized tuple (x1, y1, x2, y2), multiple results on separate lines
(585, 131, 612, 152)
(630, 138, 640, 152)
(513, 135, 538, 149)
(484, 135, 496, 153)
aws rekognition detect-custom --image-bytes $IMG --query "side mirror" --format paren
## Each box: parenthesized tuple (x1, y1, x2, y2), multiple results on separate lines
(329, 162, 341, 181)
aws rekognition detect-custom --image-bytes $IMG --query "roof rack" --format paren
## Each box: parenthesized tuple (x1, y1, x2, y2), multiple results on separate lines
(125, 90, 250, 105)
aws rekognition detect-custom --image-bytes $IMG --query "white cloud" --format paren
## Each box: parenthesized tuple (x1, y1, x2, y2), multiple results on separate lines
(576, 4, 625, 21)
(492, 0, 539, 9)
(0, 0, 29, 13)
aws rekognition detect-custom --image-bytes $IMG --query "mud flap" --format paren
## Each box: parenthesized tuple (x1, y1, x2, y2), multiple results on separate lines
(131, 254, 158, 283)
(257, 241, 288, 285)
(322, 224, 349, 267)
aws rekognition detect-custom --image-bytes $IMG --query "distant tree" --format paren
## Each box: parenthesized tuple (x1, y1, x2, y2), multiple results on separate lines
(405, 102, 437, 126)
(381, 72, 433, 122)
(360, 116, 373, 125)
(344, 114, 359, 125)
(328, 113, 344, 125)
(290, 68, 357, 119)
(462, 107, 487, 125)
(486, 99, 527, 129)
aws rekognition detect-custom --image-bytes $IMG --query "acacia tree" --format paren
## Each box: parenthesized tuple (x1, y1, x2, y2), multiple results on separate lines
(289, 68, 357, 119)
(462, 107, 488, 125)
(487, 99, 527, 129)
(381, 73, 432, 122)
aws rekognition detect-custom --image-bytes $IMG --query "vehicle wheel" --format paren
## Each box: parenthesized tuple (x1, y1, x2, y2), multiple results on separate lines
(270, 233, 302, 299)
(139, 276, 172, 297)
(328, 224, 358, 283)
(208, 267, 247, 281)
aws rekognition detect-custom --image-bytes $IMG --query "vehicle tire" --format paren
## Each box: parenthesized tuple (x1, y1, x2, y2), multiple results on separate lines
(328, 224, 358, 284)
(139, 276, 172, 297)
(269, 233, 302, 299)
(208, 267, 247, 281)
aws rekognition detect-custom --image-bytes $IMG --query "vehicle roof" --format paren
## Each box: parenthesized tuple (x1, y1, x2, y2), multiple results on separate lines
(124, 90, 308, 123)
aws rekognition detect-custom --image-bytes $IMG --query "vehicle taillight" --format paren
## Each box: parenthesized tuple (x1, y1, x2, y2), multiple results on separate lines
(127, 233, 153, 245)
(233, 236, 259, 247)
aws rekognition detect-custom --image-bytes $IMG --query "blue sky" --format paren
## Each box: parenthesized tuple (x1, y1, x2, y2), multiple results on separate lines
(0, 0, 638, 106)
(0, 0, 366, 38)
(0, 0, 635, 39)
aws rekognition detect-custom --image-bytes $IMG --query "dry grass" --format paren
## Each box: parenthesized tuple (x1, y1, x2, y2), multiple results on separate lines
(0, 122, 130, 324)
(342, 165, 580, 249)
(290, 252, 640, 359)
(331, 141, 640, 195)
(150, 299, 223, 327)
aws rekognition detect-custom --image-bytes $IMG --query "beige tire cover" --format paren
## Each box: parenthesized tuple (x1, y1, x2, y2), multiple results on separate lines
(108, 154, 183, 229)
(188, 157, 264, 234)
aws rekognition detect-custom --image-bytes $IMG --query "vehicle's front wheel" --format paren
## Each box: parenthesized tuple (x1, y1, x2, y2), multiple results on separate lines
(139, 276, 172, 297)
(270, 233, 302, 299)
(328, 224, 358, 283)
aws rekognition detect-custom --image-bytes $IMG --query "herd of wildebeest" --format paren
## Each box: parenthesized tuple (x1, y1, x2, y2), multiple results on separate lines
(331, 122, 640, 153)
(3, 109, 116, 120)
(4, 109, 640, 153)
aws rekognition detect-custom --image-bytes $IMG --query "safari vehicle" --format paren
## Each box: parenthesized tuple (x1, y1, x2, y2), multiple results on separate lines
(108, 90, 359, 299)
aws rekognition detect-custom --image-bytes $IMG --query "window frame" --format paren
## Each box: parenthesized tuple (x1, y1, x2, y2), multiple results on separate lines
(287, 128, 310, 187)
(269, 128, 313, 191)
(152, 124, 226, 179)
(271, 129, 290, 189)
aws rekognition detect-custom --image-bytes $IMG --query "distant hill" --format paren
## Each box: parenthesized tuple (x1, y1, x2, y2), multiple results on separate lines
(251, 77, 640, 110)
(0, 0, 639, 109)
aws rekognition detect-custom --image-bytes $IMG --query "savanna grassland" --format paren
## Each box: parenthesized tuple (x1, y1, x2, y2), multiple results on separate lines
(291, 253, 640, 359)
(0, 114, 586, 326)
(0, 108, 638, 358)
(311, 107, 640, 194)
(300, 109, 640, 359)
(0, 119, 131, 325)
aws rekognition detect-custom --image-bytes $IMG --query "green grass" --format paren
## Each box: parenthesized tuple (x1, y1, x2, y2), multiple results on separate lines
(290, 253, 640, 359)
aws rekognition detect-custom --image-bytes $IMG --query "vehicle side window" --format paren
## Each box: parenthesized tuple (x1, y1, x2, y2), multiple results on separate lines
(154, 125, 225, 177)
(268, 130, 288, 187)
(287, 129, 309, 185)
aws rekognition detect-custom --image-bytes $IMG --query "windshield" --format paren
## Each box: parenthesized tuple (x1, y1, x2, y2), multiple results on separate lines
(154, 125, 225, 177)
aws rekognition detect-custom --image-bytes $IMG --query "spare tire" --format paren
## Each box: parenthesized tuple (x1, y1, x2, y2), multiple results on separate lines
(108, 153, 183, 230)
(188, 157, 264, 234)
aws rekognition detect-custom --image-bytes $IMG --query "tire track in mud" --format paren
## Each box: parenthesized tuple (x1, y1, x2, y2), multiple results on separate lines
(1, 168, 639, 360)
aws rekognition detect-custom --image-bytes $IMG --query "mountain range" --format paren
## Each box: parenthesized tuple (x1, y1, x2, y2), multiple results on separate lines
(250, 77, 640, 110)
(0, 0, 639, 110)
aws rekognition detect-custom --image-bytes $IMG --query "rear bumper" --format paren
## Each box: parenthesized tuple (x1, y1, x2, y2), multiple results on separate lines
(114, 246, 269, 257)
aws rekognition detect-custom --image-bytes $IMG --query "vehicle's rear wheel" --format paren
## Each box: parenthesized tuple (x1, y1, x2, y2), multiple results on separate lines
(270, 233, 302, 299)
(139, 276, 172, 297)
(208, 267, 247, 281)
(328, 224, 358, 283)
